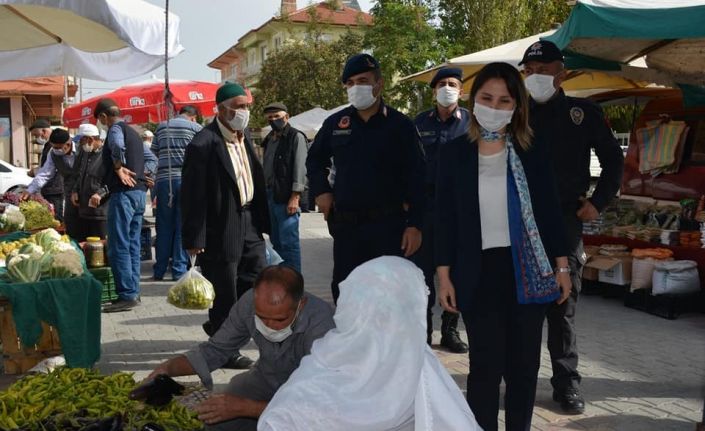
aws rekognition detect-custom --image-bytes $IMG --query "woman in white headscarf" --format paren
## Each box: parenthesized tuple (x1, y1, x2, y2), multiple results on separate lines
(257, 256, 480, 431)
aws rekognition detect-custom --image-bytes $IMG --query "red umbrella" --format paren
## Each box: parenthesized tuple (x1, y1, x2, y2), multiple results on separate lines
(63, 79, 253, 127)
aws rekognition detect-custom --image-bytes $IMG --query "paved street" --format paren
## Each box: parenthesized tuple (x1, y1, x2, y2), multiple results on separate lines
(89, 213, 705, 430)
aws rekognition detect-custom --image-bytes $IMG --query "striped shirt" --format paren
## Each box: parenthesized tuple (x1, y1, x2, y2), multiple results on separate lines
(152, 115, 203, 182)
(217, 118, 255, 206)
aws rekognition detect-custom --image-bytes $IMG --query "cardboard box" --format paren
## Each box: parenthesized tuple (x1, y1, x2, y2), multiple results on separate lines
(582, 246, 601, 281)
(585, 254, 633, 286)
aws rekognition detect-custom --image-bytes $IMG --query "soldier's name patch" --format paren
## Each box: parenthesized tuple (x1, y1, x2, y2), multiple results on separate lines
(332, 129, 352, 136)
(570, 107, 584, 125)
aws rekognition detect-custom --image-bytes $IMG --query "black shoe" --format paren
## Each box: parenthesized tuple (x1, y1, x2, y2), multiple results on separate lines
(103, 299, 140, 313)
(553, 388, 585, 414)
(440, 311, 469, 354)
(426, 310, 433, 346)
(222, 355, 254, 370)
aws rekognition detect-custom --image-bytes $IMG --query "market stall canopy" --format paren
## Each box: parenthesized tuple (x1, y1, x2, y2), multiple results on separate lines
(260, 104, 348, 140)
(0, 0, 184, 81)
(62, 79, 230, 128)
(402, 30, 646, 94)
(544, 0, 705, 87)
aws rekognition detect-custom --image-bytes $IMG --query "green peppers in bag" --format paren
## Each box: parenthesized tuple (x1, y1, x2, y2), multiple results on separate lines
(167, 261, 215, 310)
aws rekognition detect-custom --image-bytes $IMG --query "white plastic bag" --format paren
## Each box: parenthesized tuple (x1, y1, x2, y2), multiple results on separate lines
(167, 257, 215, 310)
(652, 260, 700, 295)
(265, 237, 283, 265)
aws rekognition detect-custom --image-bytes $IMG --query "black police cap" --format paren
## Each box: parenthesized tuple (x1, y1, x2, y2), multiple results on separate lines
(341, 53, 380, 83)
(430, 67, 463, 88)
(29, 118, 50, 130)
(49, 128, 70, 144)
(263, 102, 288, 114)
(519, 40, 564, 65)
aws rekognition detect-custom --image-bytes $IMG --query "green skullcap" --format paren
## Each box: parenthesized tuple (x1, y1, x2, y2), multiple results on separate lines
(216, 82, 247, 104)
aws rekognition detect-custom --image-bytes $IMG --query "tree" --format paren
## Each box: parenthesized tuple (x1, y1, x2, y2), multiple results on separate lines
(250, 15, 365, 127)
(437, 0, 572, 56)
(363, 0, 446, 112)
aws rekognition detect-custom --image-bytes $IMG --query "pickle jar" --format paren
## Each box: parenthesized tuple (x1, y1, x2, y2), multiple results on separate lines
(85, 237, 105, 268)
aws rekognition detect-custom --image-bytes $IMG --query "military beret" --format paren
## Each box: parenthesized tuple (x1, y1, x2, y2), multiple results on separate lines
(216, 82, 247, 105)
(263, 102, 288, 114)
(93, 98, 119, 118)
(49, 128, 71, 144)
(341, 53, 380, 83)
(29, 118, 51, 130)
(519, 40, 564, 65)
(430, 67, 463, 88)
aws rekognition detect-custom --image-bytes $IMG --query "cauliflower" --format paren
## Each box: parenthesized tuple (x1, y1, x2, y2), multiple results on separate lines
(0, 205, 25, 233)
(41, 248, 84, 279)
(18, 243, 44, 259)
(33, 228, 62, 250)
(7, 253, 42, 283)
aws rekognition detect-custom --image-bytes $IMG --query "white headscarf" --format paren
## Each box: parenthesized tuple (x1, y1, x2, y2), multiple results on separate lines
(258, 256, 481, 431)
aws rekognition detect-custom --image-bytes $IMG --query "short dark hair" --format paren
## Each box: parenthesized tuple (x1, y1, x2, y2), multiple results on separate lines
(254, 265, 304, 304)
(94, 98, 120, 118)
(179, 105, 198, 116)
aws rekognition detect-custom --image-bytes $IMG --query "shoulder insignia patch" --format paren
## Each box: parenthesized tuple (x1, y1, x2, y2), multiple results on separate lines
(338, 116, 351, 129)
(570, 107, 584, 125)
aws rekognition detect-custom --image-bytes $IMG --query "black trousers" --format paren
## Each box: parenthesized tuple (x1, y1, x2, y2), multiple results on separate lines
(74, 217, 108, 242)
(200, 210, 265, 332)
(44, 193, 64, 222)
(546, 210, 584, 392)
(63, 197, 81, 240)
(328, 213, 405, 302)
(463, 247, 548, 431)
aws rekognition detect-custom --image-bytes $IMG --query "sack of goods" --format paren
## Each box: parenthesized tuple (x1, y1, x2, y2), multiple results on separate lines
(167, 258, 215, 310)
(651, 260, 700, 296)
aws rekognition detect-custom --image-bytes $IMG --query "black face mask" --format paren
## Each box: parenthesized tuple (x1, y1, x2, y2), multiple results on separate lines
(269, 118, 286, 132)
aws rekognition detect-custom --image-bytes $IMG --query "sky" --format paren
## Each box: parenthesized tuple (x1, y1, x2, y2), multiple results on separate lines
(80, 0, 374, 100)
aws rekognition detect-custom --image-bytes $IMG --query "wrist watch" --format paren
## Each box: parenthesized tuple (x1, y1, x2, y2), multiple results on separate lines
(556, 267, 570, 274)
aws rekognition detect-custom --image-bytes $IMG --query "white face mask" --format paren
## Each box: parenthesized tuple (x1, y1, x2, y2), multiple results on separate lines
(473, 102, 514, 133)
(36, 136, 48, 145)
(227, 108, 250, 131)
(52, 148, 66, 156)
(254, 301, 302, 343)
(436, 86, 460, 108)
(524, 73, 557, 103)
(347, 84, 377, 110)
(82, 143, 93, 153)
(96, 121, 108, 132)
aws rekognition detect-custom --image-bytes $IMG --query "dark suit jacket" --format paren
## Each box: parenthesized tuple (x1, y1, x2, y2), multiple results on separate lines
(181, 120, 270, 262)
(435, 134, 568, 312)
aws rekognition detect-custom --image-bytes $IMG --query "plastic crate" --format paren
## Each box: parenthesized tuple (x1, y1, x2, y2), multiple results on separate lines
(89, 267, 118, 304)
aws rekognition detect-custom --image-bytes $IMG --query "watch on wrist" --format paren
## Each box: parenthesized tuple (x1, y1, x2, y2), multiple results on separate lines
(556, 267, 570, 274)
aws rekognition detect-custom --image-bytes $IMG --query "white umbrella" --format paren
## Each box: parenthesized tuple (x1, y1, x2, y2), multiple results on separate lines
(261, 105, 348, 140)
(0, 0, 184, 81)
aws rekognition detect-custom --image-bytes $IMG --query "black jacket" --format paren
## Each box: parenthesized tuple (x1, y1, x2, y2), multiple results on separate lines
(435, 134, 568, 313)
(262, 123, 306, 204)
(181, 120, 270, 262)
(73, 147, 109, 220)
(103, 121, 147, 193)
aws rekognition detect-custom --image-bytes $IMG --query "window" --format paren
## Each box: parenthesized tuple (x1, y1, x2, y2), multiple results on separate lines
(274, 35, 282, 51)
(260, 46, 268, 62)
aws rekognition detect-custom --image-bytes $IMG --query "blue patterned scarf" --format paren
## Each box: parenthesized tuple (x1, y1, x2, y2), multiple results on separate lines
(505, 138, 560, 304)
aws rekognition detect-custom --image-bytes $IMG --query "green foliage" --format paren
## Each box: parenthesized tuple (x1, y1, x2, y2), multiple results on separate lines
(251, 29, 364, 128)
(603, 104, 644, 133)
(363, 0, 446, 112)
(436, 0, 572, 56)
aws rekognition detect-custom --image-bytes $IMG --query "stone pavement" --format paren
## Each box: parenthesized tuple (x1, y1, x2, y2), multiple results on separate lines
(94, 213, 705, 430)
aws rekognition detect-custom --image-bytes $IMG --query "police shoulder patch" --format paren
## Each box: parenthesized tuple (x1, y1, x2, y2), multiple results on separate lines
(570, 107, 584, 125)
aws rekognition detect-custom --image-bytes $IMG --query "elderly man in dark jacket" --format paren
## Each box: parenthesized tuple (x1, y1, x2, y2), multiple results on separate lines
(71, 123, 109, 241)
(181, 82, 270, 369)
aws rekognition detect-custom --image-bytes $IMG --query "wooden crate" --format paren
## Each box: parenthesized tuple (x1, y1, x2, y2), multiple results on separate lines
(0, 299, 62, 374)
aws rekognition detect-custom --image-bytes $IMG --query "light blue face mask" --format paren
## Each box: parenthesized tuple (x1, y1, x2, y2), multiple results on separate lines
(254, 300, 302, 343)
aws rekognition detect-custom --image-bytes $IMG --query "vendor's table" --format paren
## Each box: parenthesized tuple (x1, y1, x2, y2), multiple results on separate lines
(583, 234, 705, 287)
(0, 232, 102, 373)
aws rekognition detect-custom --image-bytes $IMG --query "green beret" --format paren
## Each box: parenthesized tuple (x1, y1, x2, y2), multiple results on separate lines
(341, 53, 380, 83)
(216, 82, 247, 104)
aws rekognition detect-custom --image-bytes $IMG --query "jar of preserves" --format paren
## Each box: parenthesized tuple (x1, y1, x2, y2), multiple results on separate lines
(85, 237, 105, 268)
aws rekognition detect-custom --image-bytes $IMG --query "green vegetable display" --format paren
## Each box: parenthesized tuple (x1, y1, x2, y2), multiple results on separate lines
(6, 253, 43, 283)
(19, 200, 60, 231)
(167, 269, 215, 310)
(0, 367, 203, 430)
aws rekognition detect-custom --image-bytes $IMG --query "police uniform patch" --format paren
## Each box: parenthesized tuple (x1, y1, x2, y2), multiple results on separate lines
(570, 107, 584, 125)
(338, 116, 351, 129)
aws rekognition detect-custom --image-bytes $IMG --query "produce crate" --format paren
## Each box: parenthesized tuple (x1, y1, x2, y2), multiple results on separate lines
(89, 267, 118, 304)
(0, 298, 62, 374)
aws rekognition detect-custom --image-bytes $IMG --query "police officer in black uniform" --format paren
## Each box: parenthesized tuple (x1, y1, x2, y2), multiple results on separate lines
(306, 53, 425, 302)
(521, 40, 624, 414)
(413, 67, 470, 353)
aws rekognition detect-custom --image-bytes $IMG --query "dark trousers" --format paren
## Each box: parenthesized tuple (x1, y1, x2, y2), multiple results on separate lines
(76, 217, 108, 242)
(329, 213, 405, 302)
(463, 247, 548, 431)
(200, 210, 265, 333)
(547, 210, 584, 392)
(63, 196, 81, 240)
(44, 193, 64, 222)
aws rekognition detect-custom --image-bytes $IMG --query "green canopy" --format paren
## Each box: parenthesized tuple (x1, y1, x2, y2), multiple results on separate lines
(545, 0, 705, 90)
